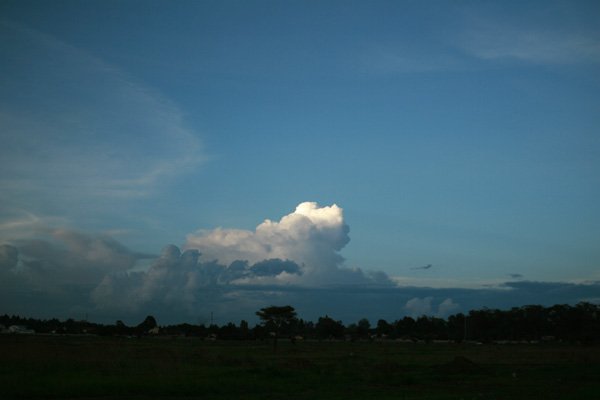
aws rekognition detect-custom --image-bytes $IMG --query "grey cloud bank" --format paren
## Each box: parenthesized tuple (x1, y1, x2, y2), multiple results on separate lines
(91, 203, 393, 320)
(1, 203, 599, 325)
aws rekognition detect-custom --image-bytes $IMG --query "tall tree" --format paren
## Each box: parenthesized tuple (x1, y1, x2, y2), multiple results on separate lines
(255, 305, 297, 335)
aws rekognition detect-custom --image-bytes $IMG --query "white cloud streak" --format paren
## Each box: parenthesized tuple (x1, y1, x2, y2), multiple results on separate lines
(358, 42, 462, 75)
(0, 20, 205, 207)
(459, 16, 600, 65)
(358, 9, 600, 76)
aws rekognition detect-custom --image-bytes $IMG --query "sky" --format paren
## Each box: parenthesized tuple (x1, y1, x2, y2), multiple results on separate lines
(1, 0, 599, 326)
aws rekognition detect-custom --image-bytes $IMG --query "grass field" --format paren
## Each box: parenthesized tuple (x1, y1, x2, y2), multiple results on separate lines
(1, 335, 599, 399)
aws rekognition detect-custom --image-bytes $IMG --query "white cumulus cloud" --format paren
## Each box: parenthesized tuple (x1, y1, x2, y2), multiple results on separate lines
(184, 202, 378, 285)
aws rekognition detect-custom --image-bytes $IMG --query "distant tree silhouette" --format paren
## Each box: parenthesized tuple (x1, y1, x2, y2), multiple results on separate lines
(2, 301, 598, 344)
(137, 316, 157, 333)
(357, 318, 371, 339)
(376, 319, 393, 337)
(316, 315, 344, 340)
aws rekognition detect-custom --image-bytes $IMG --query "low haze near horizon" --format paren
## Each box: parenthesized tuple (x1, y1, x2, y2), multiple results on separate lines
(1, 0, 599, 325)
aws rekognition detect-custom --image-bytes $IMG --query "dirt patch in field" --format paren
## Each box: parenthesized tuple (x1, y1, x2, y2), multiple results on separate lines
(371, 361, 408, 374)
(338, 353, 367, 361)
(434, 356, 486, 375)
(281, 356, 318, 371)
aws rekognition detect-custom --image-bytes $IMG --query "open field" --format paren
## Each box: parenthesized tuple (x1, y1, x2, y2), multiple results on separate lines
(1, 335, 599, 399)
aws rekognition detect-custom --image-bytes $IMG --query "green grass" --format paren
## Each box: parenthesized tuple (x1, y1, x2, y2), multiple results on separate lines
(1, 335, 599, 399)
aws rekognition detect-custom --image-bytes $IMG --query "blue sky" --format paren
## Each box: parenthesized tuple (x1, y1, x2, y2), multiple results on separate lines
(1, 0, 599, 325)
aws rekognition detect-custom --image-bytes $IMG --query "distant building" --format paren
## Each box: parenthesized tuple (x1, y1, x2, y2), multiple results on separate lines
(7, 325, 35, 334)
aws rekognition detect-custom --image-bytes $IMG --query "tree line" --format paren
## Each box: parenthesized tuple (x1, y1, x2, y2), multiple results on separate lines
(1, 302, 598, 344)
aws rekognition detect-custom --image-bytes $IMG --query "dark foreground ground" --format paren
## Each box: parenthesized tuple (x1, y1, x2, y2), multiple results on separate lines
(1, 335, 599, 399)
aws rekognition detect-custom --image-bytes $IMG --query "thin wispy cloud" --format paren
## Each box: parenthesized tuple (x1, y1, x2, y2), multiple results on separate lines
(0, 20, 205, 208)
(359, 7, 600, 76)
(358, 43, 463, 75)
(459, 17, 600, 65)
